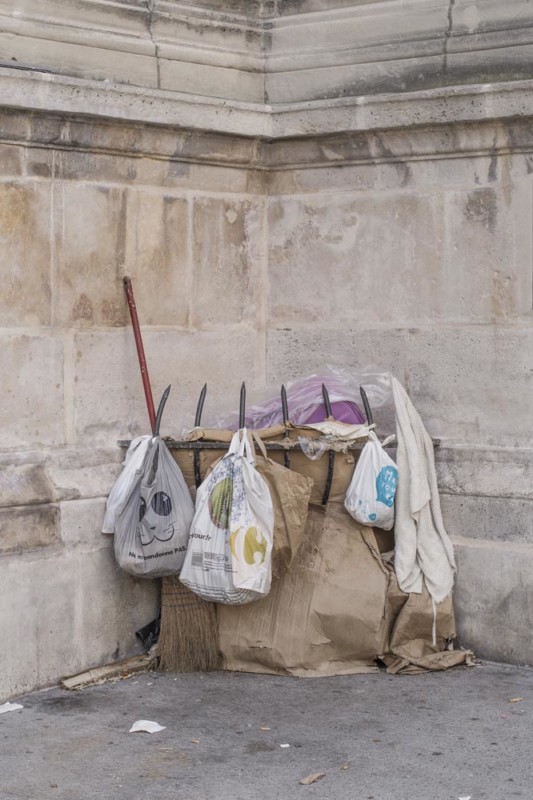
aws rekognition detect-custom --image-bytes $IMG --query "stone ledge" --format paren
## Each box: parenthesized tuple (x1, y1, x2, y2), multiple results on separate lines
(7, 107, 533, 174)
(0, 0, 265, 102)
(0, 67, 270, 138)
(443, 494, 533, 545)
(436, 444, 533, 501)
(0, 464, 57, 508)
(4, 0, 533, 106)
(270, 79, 533, 138)
(5, 68, 533, 143)
(0, 447, 123, 512)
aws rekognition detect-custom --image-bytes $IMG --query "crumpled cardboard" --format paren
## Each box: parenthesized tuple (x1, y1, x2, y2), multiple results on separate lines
(379, 565, 473, 674)
(172, 431, 468, 677)
(254, 454, 313, 579)
(219, 504, 388, 676)
(219, 503, 470, 677)
(178, 425, 366, 507)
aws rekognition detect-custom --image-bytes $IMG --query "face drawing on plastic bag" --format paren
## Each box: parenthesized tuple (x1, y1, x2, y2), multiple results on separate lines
(375, 465, 398, 508)
(138, 491, 175, 544)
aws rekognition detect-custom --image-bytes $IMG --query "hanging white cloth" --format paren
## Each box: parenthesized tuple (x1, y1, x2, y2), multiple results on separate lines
(391, 376, 456, 603)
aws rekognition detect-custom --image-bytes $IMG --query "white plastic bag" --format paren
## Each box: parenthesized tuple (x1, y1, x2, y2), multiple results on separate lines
(344, 432, 398, 530)
(180, 429, 274, 604)
(109, 437, 195, 578)
(102, 436, 152, 534)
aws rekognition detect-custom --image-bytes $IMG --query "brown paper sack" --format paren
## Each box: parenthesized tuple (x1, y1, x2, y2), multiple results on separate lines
(254, 455, 313, 579)
(219, 503, 389, 676)
(379, 566, 471, 674)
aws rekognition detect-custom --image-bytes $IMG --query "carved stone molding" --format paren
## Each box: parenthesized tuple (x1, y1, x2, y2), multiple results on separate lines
(1, 0, 533, 110)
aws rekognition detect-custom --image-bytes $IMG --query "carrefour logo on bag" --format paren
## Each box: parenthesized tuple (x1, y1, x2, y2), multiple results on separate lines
(375, 466, 398, 508)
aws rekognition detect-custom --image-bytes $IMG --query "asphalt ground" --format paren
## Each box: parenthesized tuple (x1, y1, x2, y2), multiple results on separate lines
(1, 662, 532, 800)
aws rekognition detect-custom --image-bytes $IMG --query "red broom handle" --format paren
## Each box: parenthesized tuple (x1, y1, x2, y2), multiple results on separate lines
(123, 276, 156, 433)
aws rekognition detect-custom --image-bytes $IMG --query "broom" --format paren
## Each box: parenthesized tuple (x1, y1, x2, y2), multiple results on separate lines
(123, 276, 220, 672)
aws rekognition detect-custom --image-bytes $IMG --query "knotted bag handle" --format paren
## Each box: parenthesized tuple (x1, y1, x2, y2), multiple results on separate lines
(228, 428, 256, 464)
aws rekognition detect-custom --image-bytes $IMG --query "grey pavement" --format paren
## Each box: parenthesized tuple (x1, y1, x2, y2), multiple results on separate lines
(1, 662, 532, 800)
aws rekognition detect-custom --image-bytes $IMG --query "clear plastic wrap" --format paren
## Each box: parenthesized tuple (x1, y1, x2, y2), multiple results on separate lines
(298, 436, 329, 461)
(205, 367, 393, 432)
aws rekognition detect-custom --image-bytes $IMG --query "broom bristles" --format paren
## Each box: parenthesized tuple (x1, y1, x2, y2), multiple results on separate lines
(158, 576, 221, 672)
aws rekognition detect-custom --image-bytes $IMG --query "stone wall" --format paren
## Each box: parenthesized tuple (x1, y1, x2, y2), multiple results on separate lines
(264, 121, 533, 665)
(0, 111, 267, 699)
(2, 0, 533, 698)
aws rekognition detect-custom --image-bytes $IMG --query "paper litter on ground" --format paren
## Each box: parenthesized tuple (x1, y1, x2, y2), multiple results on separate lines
(0, 702, 23, 715)
(300, 772, 326, 785)
(129, 720, 165, 734)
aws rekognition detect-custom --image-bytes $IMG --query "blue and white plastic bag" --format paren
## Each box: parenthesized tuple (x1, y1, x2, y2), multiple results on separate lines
(344, 432, 398, 530)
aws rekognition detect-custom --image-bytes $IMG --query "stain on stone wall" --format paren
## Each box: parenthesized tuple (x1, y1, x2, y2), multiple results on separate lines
(463, 188, 498, 229)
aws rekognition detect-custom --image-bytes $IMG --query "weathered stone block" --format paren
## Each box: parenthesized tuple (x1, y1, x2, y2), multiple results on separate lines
(442, 185, 531, 320)
(442, 494, 533, 544)
(47, 447, 123, 502)
(76, 546, 159, 669)
(0, 548, 78, 699)
(266, 327, 408, 385)
(60, 498, 110, 549)
(131, 159, 251, 195)
(0, 0, 150, 36)
(191, 197, 264, 327)
(0, 110, 29, 141)
(405, 326, 533, 446)
(267, 193, 445, 325)
(0, 30, 157, 89)
(0, 546, 158, 698)
(268, 163, 377, 196)
(159, 59, 264, 104)
(72, 328, 146, 445)
(436, 445, 533, 500)
(268, 183, 531, 325)
(267, 0, 449, 102)
(0, 143, 23, 176)
(0, 334, 64, 448)
(25, 145, 55, 179)
(0, 181, 52, 326)
(73, 328, 264, 445)
(153, 7, 260, 64)
(55, 150, 139, 185)
(0, 464, 56, 508)
(0, 503, 60, 553)
(53, 183, 128, 327)
(124, 190, 188, 326)
(454, 538, 533, 664)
